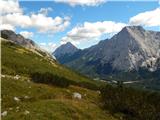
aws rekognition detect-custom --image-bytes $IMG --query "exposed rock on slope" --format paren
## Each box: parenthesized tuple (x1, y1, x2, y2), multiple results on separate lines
(1, 30, 54, 58)
(1, 30, 38, 50)
(54, 26, 160, 80)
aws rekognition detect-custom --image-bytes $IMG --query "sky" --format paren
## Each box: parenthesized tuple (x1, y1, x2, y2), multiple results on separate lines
(1, 0, 160, 53)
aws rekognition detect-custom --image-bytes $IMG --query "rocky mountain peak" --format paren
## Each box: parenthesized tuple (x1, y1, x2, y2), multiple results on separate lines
(125, 25, 144, 31)
(55, 26, 160, 79)
(53, 42, 79, 58)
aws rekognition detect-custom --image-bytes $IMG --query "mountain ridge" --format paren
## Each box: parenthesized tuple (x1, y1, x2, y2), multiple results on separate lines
(1, 29, 55, 59)
(54, 26, 160, 80)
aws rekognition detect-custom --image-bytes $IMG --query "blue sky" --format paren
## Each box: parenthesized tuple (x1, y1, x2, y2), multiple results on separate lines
(1, 0, 160, 52)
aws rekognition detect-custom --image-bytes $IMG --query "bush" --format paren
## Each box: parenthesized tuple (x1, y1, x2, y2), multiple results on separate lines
(101, 85, 160, 120)
(30, 72, 70, 88)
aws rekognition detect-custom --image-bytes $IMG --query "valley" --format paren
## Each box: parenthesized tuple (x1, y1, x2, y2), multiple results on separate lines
(1, 30, 160, 120)
(1, 1, 160, 119)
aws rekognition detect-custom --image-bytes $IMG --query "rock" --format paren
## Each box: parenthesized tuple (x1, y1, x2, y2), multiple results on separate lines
(24, 110, 30, 115)
(1, 75, 5, 78)
(14, 97, 20, 102)
(14, 75, 20, 80)
(97, 91, 101, 94)
(73, 92, 82, 99)
(27, 80, 30, 83)
(24, 96, 29, 99)
(1, 111, 7, 117)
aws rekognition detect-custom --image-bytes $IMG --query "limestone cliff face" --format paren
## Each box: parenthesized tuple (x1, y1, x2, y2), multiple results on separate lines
(54, 26, 160, 79)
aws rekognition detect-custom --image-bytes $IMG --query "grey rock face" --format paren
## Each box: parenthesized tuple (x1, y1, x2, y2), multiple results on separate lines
(95, 26, 160, 71)
(53, 42, 79, 58)
(1, 30, 54, 59)
(56, 26, 160, 79)
(1, 30, 38, 50)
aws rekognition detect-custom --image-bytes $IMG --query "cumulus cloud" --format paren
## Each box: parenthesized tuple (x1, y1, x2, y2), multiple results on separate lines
(129, 8, 160, 27)
(2, 13, 32, 28)
(61, 21, 126, 44)
(0, 24, 15, 31)
(54, 0, 107, 7)
(39, 42, 57, 53)
(2, 13, 70, 33)
(0, 0, 22, 15)
(20, 31, 33, 38)
(38, 7, 53, 15)
(1, 0, 70, 33)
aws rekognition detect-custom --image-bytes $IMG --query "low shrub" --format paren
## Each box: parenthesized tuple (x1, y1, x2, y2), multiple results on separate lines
(30, 72, 70, 88)
(101, 85, 160, 120)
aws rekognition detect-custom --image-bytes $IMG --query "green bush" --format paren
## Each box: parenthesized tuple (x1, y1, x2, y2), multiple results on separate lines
(101, 85, 160, 120)
(30, 72, 70, 88)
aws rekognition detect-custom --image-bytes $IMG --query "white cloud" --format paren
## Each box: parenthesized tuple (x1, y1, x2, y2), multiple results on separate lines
(0, 0, 22, 15)
(39, 42, 57, 53)
(54, 0, 107, 7)
(38, 7, 53, 15)
(1, 1, 70, 33)
(2, 13, 32, 28)
(20, 31, 33, 38)
(129, 8, 160, 27)
(61, 21, 126, 44)
(0, 24, 15, 31)
(30, 14, 70, 33)
(39, 43, 46, 46)
(2, 13, 70, 33)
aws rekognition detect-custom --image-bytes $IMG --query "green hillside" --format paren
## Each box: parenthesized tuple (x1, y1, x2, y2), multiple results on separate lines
(1, 39, 104, 90)
(1, 39, 117, 120)
(2, 76, 117, 120)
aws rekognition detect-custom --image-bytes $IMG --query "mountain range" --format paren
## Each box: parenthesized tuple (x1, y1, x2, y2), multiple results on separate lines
(1, 30, 53, 58)
(53, 26, 160, 80)
(1, 27, 160, 119)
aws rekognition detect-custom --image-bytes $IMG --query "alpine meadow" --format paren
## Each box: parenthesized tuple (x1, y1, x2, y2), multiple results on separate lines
(1, 0, 160, 120)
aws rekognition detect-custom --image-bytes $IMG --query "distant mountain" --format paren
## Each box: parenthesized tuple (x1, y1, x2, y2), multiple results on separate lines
(1, 30, 39, 50)
(53, 42, 79, 63)
(1, 30, 53, 58)
(55, 26, 160, 80)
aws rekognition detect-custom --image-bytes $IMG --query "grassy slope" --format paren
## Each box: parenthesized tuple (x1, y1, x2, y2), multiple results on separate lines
(1, 39, 116, 120)
(1, 39, 104, 89)
(1, 76, 116, 120)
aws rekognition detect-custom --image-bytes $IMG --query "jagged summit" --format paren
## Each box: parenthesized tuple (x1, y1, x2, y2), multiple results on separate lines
(124, 25, 144, 30)
(55, 26, 160, 79)
(65, 42, 75, 46)
(53, 42, 79, 58)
